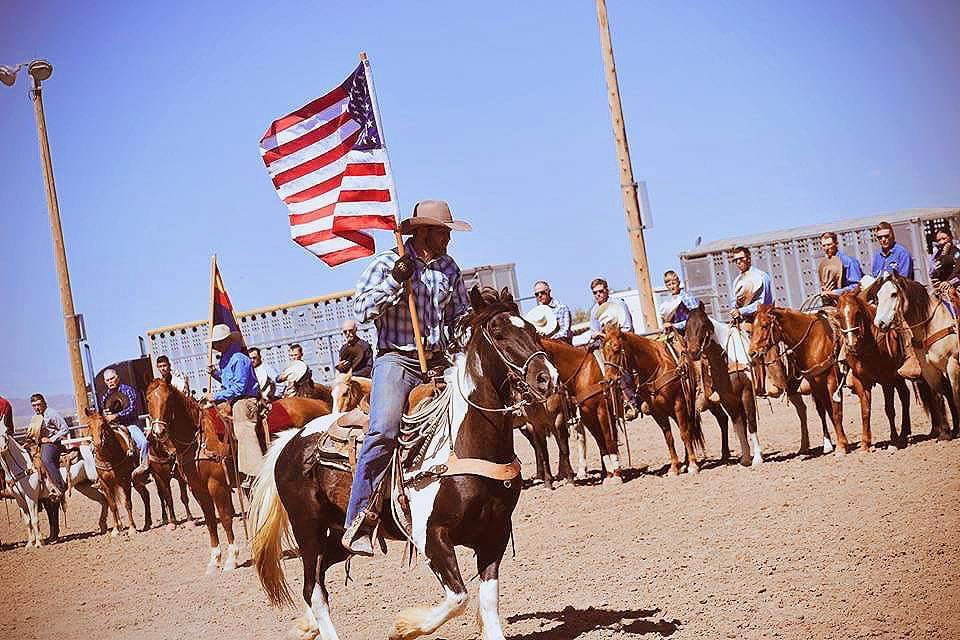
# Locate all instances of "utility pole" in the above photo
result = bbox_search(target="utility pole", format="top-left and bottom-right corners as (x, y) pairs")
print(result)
(595, 0), (659, 331)
(1, 60), (89, 419)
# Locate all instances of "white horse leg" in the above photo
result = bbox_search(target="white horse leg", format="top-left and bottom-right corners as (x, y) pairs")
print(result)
(222, 542), (239, 572)
(749, 432), (763, 466)
(478, 579), (506, 640)
(943, 353), (960, 441)
(206, 545), (222, 575)
(28, 495), (43, 548)
(299, 583), (340, 640)
(572, 421), (587, 480)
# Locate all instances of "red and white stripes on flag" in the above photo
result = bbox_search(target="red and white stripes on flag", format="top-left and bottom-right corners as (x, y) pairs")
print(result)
(259, 63), (397, 266)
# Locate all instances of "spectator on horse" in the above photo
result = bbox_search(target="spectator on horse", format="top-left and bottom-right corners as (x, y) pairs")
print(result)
(658, 270), (699, 333)
(30, 393), (69, 499)
(818, 231), (863, 297)
(101, 369), (151, 484)
(335, 319), (374, 378)
(532, 280), (573, 343)
(206, 324), (261, 480)
(277, 343), (317, 396)
(871, 221), (914, 279)
(342, 199), (471, 557)
(156, 354), (190, 395)
(729, 246), (773, 325)
(869, 222), (921, 378)
(588, 277), (639, 420)
(248, 346), (278, 402)
(929, 227), (960, 298)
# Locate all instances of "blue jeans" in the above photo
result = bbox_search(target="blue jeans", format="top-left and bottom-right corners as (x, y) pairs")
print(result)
(125, 424), (149, 465)
(41, 442), (67, 492)
(344, 351), (425, 527)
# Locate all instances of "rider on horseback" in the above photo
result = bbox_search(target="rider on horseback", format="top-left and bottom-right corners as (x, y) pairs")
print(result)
(870, 222), (921, 379)
(101, 370), (150, 484)
(30, 393), (70, 499)
(342, 200), (472, 556)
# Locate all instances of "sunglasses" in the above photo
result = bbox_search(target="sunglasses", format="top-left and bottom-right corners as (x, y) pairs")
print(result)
(534, 291), (549, 297)
(592, 289), (607, 295)
(876, 233), (892, 240)
(733, 257), (748, 263)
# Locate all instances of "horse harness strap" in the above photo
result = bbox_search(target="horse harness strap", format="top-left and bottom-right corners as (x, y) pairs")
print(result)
(425, 453), (521, 482)
(923, 325), (956, 349)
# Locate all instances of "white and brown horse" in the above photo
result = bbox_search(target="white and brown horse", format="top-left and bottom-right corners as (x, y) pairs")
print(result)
(250, 288), (557, 640)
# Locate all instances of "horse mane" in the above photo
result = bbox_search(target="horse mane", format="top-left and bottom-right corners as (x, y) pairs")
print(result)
(894, 273), (932, 325)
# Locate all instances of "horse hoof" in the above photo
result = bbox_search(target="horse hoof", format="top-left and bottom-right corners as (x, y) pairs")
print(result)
(289, 616), (320, 640)
(822, 442), (834, 455)
(391, 607), (436, 640)
(166, 523), (177, 531)
(688, 464), (700, 475)
(602, 475), (623, 486)
(668, 467), (681, 477)
(861, 445), (873, 454)
(752, 455), (764, 466)
(205, 563), (218, 576)
(834, 448), (847, 458)
(110, 529), (120, 538)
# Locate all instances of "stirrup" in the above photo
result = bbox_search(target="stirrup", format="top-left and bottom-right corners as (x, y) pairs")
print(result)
(341, 512), (374, 557)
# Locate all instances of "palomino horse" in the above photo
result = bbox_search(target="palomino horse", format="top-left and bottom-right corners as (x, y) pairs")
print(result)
(250, 288), (557, 640)
(684, 304), (761, 466)
(145, 379), (239, 573)
(85, 410), (154, 534)
(749, 304), (850, 455)
(330, 370), (371, 413)
(601, 324), (705, 475)
(829, 290), (920, 449)
(871, 271), (959, 440)
(145, 437), (195, 529)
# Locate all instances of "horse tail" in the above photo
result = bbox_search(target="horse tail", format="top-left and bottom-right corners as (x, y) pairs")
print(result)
(689, 406), (706, 455)
(250, 429), (298, 608)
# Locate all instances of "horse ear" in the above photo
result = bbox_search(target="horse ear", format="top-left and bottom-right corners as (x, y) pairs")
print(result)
(698, 301), (705, 311)
(469, 285), (486, 310)
(500, 287), (514, 305)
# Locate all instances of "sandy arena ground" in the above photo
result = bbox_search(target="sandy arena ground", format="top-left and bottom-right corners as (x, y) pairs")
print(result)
(2, 392), (959, 640)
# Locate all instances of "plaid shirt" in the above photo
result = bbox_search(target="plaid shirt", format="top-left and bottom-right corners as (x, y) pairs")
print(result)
(100, 383), (141, 426)
(354, 238), (469, 352)
(544, 298), (573, 341)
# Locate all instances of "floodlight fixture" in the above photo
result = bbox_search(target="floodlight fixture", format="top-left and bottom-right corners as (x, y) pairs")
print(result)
(0, 64), (21, 87)
(27, 59), (53, 83)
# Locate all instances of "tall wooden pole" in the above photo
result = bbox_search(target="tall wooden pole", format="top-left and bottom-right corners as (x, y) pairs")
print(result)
(30, 73), (89, 418)
(595, 0), (659, 332)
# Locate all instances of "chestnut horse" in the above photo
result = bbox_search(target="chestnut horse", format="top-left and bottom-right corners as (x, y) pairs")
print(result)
(145, 379), (239, 573)
(84, 410), (153, 535)
(830, 291), (920, 449)
(749, 304), (850, 455)
(871, 271), (960, 440)
(330, 371), (371, 413)
(683, 304), (761, 466)
(601, 324), (705, 475)
(146, 441), (195, 529)
(250, 289), (557, 640)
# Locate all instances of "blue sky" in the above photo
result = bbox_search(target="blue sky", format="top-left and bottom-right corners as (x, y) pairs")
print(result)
(2, 0), (958, 399)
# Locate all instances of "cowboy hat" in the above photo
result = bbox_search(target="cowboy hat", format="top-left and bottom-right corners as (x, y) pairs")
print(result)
(597, 301), (628, 329)
(102, 390), (131, 415)
(208, 323), (232, 343)
(524, 304), (559, 337)
(733, 270), (765, 308)
(282, 360), (309, 385)
(398, 200), (472, 235)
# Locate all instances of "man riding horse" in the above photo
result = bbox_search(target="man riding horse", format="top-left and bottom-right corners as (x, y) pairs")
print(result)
(342, 199), (472, 556)
(870, 221), (921, 379)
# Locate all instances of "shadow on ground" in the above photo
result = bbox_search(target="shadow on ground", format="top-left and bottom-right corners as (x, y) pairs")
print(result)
(507, 605), (681, 639)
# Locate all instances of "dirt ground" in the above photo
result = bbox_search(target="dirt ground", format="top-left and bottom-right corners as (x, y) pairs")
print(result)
(2, 392), (959, 640)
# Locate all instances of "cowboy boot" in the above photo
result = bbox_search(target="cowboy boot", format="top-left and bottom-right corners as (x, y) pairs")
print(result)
(132, 457), (151, 485)
(897, 327), (922, 379)
(341, 510), (375, 557)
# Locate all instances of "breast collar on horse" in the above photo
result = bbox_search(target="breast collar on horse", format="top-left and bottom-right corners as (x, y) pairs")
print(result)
(764, 311), (840, 378)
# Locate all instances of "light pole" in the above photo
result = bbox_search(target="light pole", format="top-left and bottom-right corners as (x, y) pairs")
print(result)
(1, 60), (89, 420)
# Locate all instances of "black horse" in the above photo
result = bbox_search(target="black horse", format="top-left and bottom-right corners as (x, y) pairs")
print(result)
(250, 287), (557, 640)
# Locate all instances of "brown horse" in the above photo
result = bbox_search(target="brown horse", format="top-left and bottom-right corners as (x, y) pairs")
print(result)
(829, 291), (918, 450)
(263, 396), (333, 436)
(601, 324), (705, 475)
(146, 442), (195, 530)
(516, 385), (574, 489)
(749, 304), (850, 455)
(330, 371), (371, 412)
(145, 379), (238, 573)
(84, 410), (153, 535)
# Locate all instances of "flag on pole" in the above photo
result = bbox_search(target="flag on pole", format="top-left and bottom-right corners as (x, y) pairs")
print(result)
(211, 258), (246, 350)
(259, 62), (398, 267)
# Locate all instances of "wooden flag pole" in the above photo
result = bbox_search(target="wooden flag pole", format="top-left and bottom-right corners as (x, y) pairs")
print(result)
(595, 0), (660, 332)
(206, 255), (217, 392)
(360, 51), (429, 374)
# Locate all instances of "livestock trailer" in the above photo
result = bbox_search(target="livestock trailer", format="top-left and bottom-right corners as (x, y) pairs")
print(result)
(678, 207), (960, 317)
(144, 262), (519, 394)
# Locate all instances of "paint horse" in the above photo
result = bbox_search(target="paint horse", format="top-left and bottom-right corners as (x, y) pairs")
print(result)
(870, 271), (960, 440)
(683, 303), (762, 466)
(601, 323), (705, 475)
(749, 304), (850, 455)
(250, 287), (557, 640)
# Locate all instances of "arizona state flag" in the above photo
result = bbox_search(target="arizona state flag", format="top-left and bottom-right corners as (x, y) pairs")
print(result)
(210, 256), (246, 350)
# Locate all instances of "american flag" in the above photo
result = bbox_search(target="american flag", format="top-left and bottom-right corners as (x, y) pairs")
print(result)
(259, 62), (398, 266)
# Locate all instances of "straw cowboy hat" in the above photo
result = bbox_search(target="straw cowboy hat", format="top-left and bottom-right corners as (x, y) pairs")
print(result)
(102, 390), (131, 415)
(207, 323), (232, 343)
(733, 270), (765, 308)
(597, 301), (628, 329)
(398, 200), (472, 235)
(524, 304), (559, 337)
(282, 360), (309, 385)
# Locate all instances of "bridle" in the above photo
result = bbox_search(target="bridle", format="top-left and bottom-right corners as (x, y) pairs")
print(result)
(147, 386), (197, 453)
